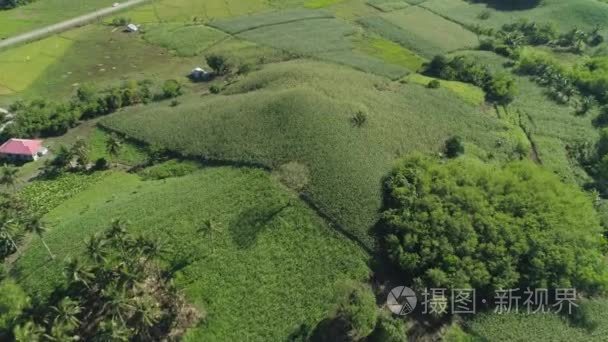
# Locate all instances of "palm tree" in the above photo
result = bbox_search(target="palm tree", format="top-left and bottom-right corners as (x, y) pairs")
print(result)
(71, 139), (90, 170)
(197, 219), (220, 253)
(13, 321), (45, 342)
(0, 164), (18, 190)
(106, 134), (123, 161)
(25, 215), (54, 259)
(85, 233), (108, 264)
(130, 295), (161, 338)
(0, 213), (20, 254)
(64, 257), (94, 287)
(97, 319), (131, 341)
(51, 297), (82, 329)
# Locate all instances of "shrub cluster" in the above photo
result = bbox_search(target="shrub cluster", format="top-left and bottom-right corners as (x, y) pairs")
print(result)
(0, 79), (183, 142)
(425, 55), (517, 105)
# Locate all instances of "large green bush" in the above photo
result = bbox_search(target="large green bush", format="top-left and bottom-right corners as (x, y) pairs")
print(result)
(378, 154), (608, 296)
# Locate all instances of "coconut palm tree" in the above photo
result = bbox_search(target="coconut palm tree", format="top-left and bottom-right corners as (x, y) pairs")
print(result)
(85, 233), (108, 264)
(51, 297), (82, 329)
(0, 164), (18, 190)
(24, 215), (54, 259)
(64, 257), (94, 287)
(13, 321), (45, 342)
(106, 134), (123, 161)
(0, 213), (20, 254)
(96, 319), (131, 341)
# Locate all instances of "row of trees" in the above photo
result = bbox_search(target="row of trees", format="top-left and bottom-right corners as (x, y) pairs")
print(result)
(0, 220), (201, 341)
(480, 20), (603, 57)
(1, 79), (183, 142)
(0, 0), (35, 9)
(424, 55), (517, 106)
(0, 191), (53, 262)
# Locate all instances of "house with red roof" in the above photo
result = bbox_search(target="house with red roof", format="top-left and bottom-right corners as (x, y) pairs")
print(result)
(0, 138), (48, 161)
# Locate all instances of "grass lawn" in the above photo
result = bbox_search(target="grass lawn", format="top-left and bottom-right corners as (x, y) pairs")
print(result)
(13, 167), (370, 341)
(305, 0), (347, 8)
(366, 0), (410, 12)
(101, 60), (518, 248)
(0, 0), (109, 38)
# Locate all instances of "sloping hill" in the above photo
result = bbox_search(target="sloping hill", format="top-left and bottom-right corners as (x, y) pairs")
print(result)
(101, 60), (518, 247)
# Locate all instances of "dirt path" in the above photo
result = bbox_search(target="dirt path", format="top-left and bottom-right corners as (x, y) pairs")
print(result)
(0, 0), (150, 51)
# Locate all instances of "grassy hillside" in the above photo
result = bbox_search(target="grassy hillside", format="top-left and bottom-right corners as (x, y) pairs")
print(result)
(13, 167), (370, 341)
(101, 60), (518, 247)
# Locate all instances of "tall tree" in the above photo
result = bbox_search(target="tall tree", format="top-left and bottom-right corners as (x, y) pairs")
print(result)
(106, 134), (123, 161)
(24, 216), (54, 259)
(0, 164), (18, 190)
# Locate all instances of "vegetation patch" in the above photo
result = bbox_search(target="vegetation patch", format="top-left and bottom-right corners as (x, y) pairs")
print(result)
(366, 0), (410, 12)
(0, 35), (74, 93)
(305, 0), (345, 8)
(355, 36), (426, 72)
(209, 9), (334, 34)
(142, 23), (228, 57)
(363, 6), (478, 58)
(406, 73), (485, 105)
(138, 160), (201, 180)
(12, 168), (370, 341)
(101, 60), (517, 247)
(216, 12), (409, 78)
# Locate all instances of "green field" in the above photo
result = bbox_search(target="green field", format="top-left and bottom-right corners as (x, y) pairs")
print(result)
(141, 23), (228, 57)
(0, 34), (75, 94)
(0, 0), (106, 38)
(101, 60), (518, 247)
(359, 6), (478, 58)
(463, 299), (608, 341)
(13, 167), (370, 341)
(422, 0), (608, 33)
(211, 10), (409, 78)
(405, 73), (486, 105)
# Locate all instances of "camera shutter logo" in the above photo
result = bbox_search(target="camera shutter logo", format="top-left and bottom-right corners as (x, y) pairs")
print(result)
(387, 286), (417, 315)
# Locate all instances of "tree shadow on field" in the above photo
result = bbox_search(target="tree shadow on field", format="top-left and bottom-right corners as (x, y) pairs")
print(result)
(473, 0), (541, 11)
(229, 200), (291, 249)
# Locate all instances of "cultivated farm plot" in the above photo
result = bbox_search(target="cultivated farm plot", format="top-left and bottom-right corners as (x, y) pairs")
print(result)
(212, 10), (410, 78)
(14, 168), (370, 341)
(119, 0), (274, 24)
(101, 60), (518, 247)
(366, 0), (410, 12)
(372, 6), (478, 58)
(422, 0), (608, 33)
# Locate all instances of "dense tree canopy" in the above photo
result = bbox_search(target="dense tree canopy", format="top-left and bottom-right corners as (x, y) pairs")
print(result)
(378, 154), (608, 297)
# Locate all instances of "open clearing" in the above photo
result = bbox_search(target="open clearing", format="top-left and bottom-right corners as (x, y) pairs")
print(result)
(13, 167), (370, 341)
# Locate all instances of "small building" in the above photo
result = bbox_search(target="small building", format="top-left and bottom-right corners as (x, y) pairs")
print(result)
(190, 67), (211, 81)
(126, 24), (139, 33)
(0, 138), (48, 161)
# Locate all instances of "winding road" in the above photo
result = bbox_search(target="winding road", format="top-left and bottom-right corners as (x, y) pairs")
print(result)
(0, 0), (150, 51)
